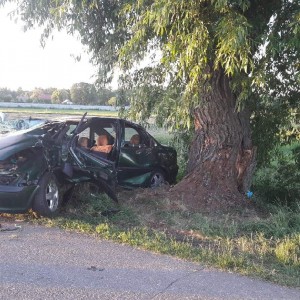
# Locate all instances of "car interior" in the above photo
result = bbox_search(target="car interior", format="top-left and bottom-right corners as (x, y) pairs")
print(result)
(76, 120), (116, 160)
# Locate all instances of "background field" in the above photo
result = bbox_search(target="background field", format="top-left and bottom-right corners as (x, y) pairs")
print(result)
(0, 107), (118, 118)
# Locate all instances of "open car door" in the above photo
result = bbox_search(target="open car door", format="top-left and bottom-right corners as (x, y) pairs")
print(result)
(67, 115), (118, 202)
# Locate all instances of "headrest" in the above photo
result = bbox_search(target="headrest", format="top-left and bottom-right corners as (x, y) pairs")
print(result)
(97, 135), (108, 146)
(78, 137), (89, 147)
(130, 134), (140, 145)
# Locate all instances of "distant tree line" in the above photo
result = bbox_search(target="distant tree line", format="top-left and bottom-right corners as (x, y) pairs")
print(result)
(0, 83), (130, 106)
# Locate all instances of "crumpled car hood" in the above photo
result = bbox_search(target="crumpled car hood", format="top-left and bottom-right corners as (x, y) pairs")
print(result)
(0, 131), (42, 160)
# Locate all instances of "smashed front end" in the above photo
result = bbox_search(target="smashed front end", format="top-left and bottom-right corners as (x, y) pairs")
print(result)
(0, 131), (48, 213)
(0, 151), (47, 213)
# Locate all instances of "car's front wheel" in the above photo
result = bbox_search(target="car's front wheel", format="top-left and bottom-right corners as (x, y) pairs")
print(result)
(32, 172), (60, 216)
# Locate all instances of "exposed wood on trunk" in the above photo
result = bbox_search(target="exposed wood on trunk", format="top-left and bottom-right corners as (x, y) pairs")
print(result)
(172, 69), (256, 211)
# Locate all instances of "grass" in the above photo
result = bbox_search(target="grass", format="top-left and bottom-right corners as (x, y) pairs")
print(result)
(2, 187), (299, 288)
(0, 107), (118, 117)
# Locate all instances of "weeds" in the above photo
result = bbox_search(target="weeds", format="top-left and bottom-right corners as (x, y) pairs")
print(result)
(253, 142), (300, 206)
(7, 185), (297, 288)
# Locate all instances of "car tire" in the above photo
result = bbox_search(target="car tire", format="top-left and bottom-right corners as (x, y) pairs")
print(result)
(149, 170), (166, 188)
(32, 172), (60, 216)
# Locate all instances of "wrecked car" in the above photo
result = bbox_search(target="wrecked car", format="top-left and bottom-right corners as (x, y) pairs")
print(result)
(0, 114), (178, 216)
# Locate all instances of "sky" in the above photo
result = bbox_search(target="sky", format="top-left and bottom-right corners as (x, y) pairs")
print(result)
(0, 3), (98, 91)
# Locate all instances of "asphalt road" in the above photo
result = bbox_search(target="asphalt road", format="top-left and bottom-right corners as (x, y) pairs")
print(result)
(0, 221), (299, 300)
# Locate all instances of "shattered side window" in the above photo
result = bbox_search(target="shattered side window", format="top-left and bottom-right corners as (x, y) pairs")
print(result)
(66, 124), (78, 137)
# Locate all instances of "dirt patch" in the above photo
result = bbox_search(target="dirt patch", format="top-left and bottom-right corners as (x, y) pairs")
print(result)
(119, 181), (255, 216)
(118, 184), (259, 223)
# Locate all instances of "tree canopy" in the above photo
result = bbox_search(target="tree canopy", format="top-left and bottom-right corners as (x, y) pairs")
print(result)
(51, 88), (70, 104)
(70, 82), (98, 105)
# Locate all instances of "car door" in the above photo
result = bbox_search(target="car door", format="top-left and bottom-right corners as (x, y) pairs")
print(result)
(67, 117), (118, 201)
(117, 122), (158, 188)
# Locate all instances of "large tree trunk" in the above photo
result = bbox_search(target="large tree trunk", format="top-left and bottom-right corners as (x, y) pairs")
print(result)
(172, 70), (256, 211)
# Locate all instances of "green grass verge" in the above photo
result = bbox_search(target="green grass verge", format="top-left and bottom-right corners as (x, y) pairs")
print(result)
(4, 187), (299, 288)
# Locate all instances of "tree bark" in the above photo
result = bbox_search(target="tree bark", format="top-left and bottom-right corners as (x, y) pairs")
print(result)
(172, 69), (256, 211)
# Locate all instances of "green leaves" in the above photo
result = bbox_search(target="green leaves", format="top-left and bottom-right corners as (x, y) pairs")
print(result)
(117, 0), (258, 132)
(212, 0), (250, 13)
(215, 11), (252, 75)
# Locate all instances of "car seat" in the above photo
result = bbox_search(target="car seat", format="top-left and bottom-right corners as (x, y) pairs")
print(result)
(130, 134), (140, 146)
(90, 135), (113, 153)
(78, 136), (89, 148)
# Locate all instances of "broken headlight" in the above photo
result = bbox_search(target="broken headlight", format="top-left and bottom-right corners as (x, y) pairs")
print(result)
(0, 159), (19, 185)
(0, 151), (31, 186)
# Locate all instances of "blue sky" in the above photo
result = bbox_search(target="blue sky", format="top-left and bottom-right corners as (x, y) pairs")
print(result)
(0, 3), (97, 91)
